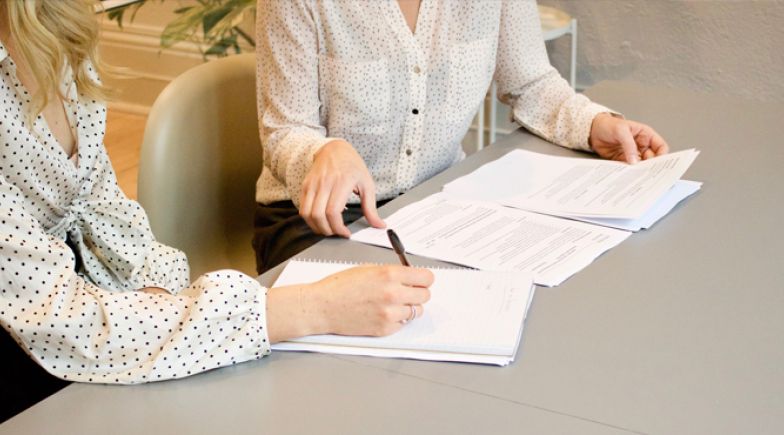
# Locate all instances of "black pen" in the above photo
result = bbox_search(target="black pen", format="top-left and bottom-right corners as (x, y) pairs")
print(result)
(386, 229), (411, 267)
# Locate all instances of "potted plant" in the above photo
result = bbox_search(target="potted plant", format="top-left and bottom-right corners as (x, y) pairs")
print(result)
(108, 0), (256, 58)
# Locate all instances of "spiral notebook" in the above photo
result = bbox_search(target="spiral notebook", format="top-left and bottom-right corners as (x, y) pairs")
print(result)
(271, 259), (536, 366)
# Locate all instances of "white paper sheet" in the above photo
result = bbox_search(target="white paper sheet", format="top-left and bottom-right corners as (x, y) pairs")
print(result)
(557, 180), (702, 231)
(443, 148), (699, 219)
(351, 193), (630, 287)
(271, 260), (535, 366)
(272, 341), (515, 366)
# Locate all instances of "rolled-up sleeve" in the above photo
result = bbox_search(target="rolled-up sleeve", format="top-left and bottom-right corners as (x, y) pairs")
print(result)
(494, 0), (616, 152)
(0, 178), (271, 384)
(256, 0), (337, 207)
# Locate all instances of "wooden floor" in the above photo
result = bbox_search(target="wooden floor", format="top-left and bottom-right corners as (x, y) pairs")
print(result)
(104, 110), (147, 199)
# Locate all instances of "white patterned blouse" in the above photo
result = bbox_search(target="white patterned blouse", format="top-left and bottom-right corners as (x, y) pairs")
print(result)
(255, 0), (613, 207)
(0, 42), (270, 384)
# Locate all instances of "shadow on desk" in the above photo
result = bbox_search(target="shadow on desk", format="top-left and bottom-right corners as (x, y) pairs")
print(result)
(0, 330), (69, 423)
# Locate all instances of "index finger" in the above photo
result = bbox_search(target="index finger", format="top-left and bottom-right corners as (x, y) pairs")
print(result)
(649, 131), (670, 156)
(386, 265), (434, 288)
(326, 182), (353, 238)
(616, 123), (640, 164)
(358, 176), (386, 229)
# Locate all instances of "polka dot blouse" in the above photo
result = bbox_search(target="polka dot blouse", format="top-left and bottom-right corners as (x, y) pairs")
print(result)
(255, 0), (613, 207)
(0, 42), (270, 384)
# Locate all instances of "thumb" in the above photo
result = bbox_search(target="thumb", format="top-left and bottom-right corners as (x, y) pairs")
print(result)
(617, 122), (640, 164)
(358, 177), (386, 229)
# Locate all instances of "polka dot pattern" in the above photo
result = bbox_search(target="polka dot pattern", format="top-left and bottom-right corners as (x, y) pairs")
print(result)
(255, 0), (613, 207)
(0, 42), (271, 384)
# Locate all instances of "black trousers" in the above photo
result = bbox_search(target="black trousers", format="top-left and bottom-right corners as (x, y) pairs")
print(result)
(0, 329), (69, 423)
(252, 199), (391, 275)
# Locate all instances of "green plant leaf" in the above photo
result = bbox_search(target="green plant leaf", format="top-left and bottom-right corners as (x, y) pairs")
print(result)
(140, 0), (257, 57)
(204, 34), (238, 57)
(105, 0), (150, 29)
(202, 6), (233, 35)
(161, 6), (208, 47)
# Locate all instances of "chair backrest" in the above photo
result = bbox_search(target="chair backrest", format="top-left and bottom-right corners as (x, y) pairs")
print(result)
(138, 53), (261, 278)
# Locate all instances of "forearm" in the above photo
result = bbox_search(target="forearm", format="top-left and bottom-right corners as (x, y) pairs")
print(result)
(2, 270), (269, 384)
(501, 69), (613, 151)
(257, 0), (337, 204)
(266, 283), (329, 343)
(495, 0), (614, 151)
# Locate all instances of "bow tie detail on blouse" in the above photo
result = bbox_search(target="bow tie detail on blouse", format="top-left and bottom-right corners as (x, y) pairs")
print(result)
(48, 197), (154, 288)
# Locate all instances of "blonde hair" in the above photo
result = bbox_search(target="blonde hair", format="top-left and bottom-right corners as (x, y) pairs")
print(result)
(6, 0), (109, 117)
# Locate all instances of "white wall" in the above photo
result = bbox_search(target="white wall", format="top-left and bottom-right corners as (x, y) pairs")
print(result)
(541, 0), (784, 103)
(99, 1), (784, 137)
(461, 0), (784, 151)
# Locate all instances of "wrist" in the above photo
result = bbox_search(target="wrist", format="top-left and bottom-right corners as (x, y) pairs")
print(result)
(299, 282), (332, 336)
(589, 113), (613, 149)
(267, 283), (330, 342)
(314, 139), (351, 162)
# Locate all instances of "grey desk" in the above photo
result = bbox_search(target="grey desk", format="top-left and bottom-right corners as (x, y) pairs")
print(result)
(3, 82), (783, 434)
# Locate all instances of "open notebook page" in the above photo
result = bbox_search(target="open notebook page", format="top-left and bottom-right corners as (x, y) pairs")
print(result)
(271, 260), (535, 365)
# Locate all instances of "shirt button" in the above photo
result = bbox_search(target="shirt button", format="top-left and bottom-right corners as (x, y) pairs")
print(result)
(406, 149), (413, 156)
(412, 108), (419, 115)
(413, 65), (422, 74)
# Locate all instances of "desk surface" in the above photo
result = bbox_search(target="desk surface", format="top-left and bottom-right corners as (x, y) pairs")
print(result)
(3, 81), (783, 435)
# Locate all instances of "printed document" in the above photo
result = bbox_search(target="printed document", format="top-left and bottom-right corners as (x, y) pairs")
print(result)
(443, 148), (699, 219)
(566, 180), (702, 231)
(351, 193), (630, 287)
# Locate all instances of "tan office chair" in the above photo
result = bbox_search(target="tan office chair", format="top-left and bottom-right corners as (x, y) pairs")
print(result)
(138, 53), (261, 279)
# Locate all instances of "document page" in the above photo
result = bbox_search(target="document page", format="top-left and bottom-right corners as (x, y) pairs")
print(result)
(351, 193), (630, 287)
(443, 148), (699, 219)
(570, 180), (702, 231)
(271, 341), (516, 365)
(271, 260), (535, 365)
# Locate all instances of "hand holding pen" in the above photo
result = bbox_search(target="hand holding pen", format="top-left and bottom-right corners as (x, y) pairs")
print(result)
(387, 229), (421, 323)
(387, 228), (411, 267)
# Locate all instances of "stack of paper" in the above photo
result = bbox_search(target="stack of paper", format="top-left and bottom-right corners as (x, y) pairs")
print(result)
(443, 149), (701, 231)
(351, 193), (630, 287)
(351, 150), (700, 285)
(271, 260), (536, 366)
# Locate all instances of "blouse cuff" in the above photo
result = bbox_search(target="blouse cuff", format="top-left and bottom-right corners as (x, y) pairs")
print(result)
(191, 270), (272, 364)
(234, 272), (272, 360)
(252, 281), (273, 358)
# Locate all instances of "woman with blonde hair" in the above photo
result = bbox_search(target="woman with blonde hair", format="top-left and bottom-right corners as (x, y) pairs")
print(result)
(0, 0), (432, 421)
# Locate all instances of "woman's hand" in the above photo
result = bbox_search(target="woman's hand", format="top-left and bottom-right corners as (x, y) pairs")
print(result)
(300, 140), (386, 237)
(266, 265), (434, 343)
(589, 113), (670, 164)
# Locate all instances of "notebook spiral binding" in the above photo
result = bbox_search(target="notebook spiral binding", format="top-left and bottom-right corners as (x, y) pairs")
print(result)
(289, 257), (472, 271)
